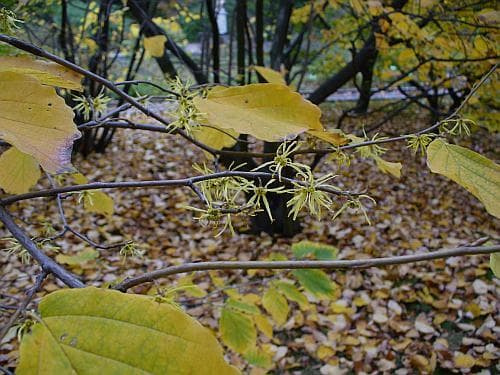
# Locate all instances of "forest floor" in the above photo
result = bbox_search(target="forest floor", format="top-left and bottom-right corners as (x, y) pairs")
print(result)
(1, 105), (499, 374)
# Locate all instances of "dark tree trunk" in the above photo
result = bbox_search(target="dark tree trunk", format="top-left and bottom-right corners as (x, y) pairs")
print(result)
(206, 0), (220, 83)
(354, 50), (377, 113)
(235, 0), (247, 85)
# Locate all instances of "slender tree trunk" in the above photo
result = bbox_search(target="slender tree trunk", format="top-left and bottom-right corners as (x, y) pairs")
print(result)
(236, 0), (247, 85)
(206, 0), (220, 83)
(354, 51), (377, 113)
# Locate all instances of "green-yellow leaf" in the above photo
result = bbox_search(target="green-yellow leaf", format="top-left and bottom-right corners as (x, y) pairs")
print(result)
(193, 83), (322, 142)
(0, 72), (80, 173)
(83, 191), (114, 217)
(274, 281), (310, 310)
(219, 307), (256, 353)
(243, 347), (273, 369)
(226, 298), (260, 315)
(0, 147), (40, 193)
(262, 287), (289, 326)
(490, 253), (500, 278)
(252, 66), (286, 85)
(426, 139), (500, 218)
(144, 35), (167, 57)
(374, 156), (402, 178)
(292, 240), (338, 260)
(292, 269), (335, 299)
(17, 287), (238, 375)
(0, 56), (83, 91)
(55, 248), (99, 266)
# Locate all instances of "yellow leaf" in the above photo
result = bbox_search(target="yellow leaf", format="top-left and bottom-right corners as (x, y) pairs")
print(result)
(262, 287), (289, 326)
(0, 56), (83, 91)
(17, 287), (238, 375)
(253, 315), (273, 339)
(0, 147), (40, 194)
(374, 156), (402, 178)
(252, 66), (287, 85)
(0, 72), (80, 173)
(307, 129), (349, 146)
(84, 190), (114, 217)
(144, 35), (167, 57)
(490, 253), (500, 278)
(350, 0), (364, 15)
(191, 125), (238, 156)
(454, 353), (476, 368)
(426, 139), (500, 218)
(193, 84), (322, 142)
(473, 36), (489, 54)
(397, 49), (414, 66)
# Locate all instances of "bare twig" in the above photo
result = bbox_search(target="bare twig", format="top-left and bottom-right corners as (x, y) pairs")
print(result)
(114, 244), (500, 291)
(0, 170), (359, 206)
(0, 206), (84, 288)
(0, 271), (48, 343)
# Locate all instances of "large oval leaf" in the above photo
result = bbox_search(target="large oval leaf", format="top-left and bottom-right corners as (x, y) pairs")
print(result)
(0, 72), (80, 173)
(193, 83), (322, 142)
(0, 56), (83, 90)
(17, 287), (238, 375)
(426, 139), (500, 218)
(219, 307), (256, 354)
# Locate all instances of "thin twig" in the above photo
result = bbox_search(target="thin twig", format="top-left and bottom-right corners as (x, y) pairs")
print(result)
(114, 244), (500, 291)
(0, 170), (359, 206)
(0, 270), (48, 343)
(0, 206), (84, 288)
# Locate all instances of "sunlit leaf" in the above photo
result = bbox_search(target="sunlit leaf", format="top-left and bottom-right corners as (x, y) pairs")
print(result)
(426, 139), (500, 218)
(17, 287), (238, 375)
(0, 72), (80, 173)
(193, 83), (322, 142)
(191, 125), (238, 155)
(144, 35), (167, 57)
(0, 56), (83, 91)
(262, 287), (289, 326)
(226, 298), (260, 315)
(0, 147), (40, 194)
(219, 307), (256, 353)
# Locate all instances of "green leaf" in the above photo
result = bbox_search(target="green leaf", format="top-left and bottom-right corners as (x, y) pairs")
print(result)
(0, 147), (41, 194)
(219, 307), (256, 354)
(426, 139), (500, 218)
(262, 287), (289, 326)
(55, 249), (99, 266)
(243, 347), (273, 369)
(274, 281), (310, 310)
(292, 269), (335, 299)
(490, 253), (500, 278)
(193, 84), (323, 142)
(17, 287), (238, 375)
(292, 240), (338, 260)
(226, 298), (260, 315)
